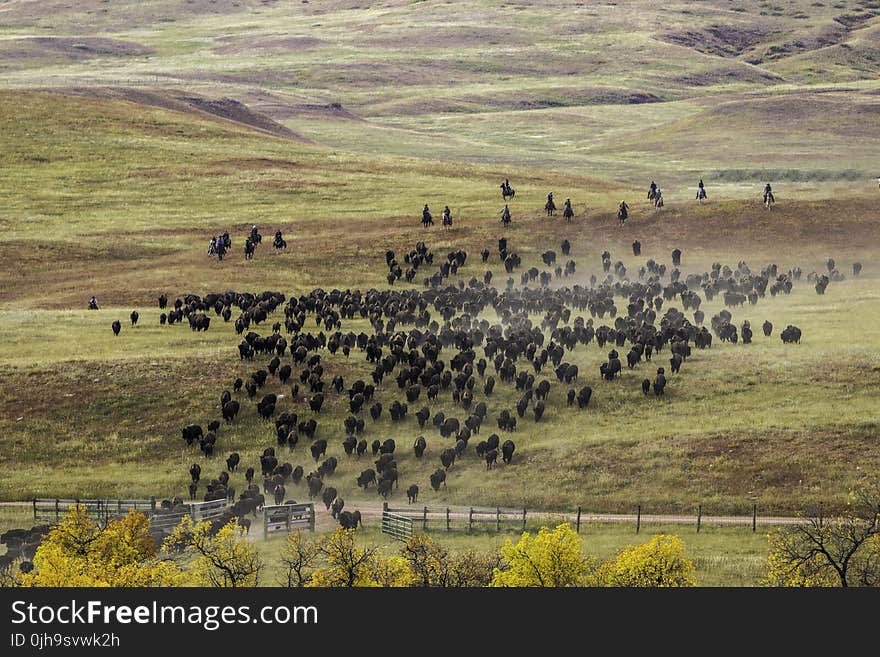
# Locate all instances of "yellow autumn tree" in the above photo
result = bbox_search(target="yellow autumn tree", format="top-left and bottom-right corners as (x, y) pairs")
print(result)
(491, 523), (591, 587)
(279, 530), (319, 587)
(19, 505), (187, 587)
(596, 534), (697, 587)
(306, 527), (378, 587)
(164, 515), (262, 587)
(761, 486), (880, 587)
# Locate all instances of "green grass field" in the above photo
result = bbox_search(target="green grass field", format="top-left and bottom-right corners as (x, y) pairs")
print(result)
(0, 0), (879, 585)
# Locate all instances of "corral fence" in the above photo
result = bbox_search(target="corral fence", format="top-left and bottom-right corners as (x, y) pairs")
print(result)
(380, 502), (806, 535)
(32, 497), (230, 532)
(382, 502), (527, 534)
(380, 512), (413, 541)
(33, 498), (158, 524)
(262, 503), (315, 539)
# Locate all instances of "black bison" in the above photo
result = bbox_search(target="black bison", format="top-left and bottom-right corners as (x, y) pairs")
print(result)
(111, 320), (121, 336)
(338, 510), (362, 530)
(321, 487), (338, 510)
(407, 484), (419, 503)
(440, 447), (456, 470)
(357, 468), (376, 490)
(653, 368), (667, 396)
(781, 325), (802, 344)
(413, 435), (427, 458)
(501, 440), (516, 464)
(310, 439), (328, 461)
(429, 469), (447, 491)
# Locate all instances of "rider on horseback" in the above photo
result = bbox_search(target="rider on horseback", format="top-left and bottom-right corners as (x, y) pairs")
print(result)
(563, 198), (574, 222)
(545, 191), (556, 216)
(422, 204), (434, 227)
(654, 187), (663, 208)
(442, 205), (452, 228)
(501, 204), (511, 226)
(88, 295), (99, 310)
(697, 179), (706, 200)
(648, 181), (657, 201)
(763, 183), (774, 204)
(618, 200), (629, 224)
(208, 236), (217, 255)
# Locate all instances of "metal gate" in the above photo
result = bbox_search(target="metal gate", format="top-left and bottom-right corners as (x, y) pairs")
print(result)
(381, 511), (413, 541)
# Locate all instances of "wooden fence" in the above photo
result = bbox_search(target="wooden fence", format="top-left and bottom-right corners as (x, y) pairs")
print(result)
(382, 503), (527, 533)
(33, 498), (157, 524)
(262, 503), (315, 539)
(380, 502), (797, 535)
(32, 497), (230, 532)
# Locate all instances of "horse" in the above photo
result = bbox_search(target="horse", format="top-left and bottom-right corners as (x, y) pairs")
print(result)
(500, 212), (511, 230)
(273, 232), (287, 251)
(696, 188), (707, 204)
(442, 212), (453, 230)
(216, 242), (227, 261)
(545, 197), (556, 217)
(763, 192), (774, 210)
(421, 213), (434, 228)
(617, 206), (628, 225)
(647, 187), (656, 202)
(654, 195), (664, 209)
(563, 203), (574, 224)
(244, 238), (255, 260)
(501, 184), (515, 201)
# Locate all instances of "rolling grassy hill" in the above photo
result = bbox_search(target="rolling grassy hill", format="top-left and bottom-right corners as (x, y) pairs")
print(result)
(0, 90), (877, 517)
(1, 0), (879, 188)
(0, 0), (879, 532)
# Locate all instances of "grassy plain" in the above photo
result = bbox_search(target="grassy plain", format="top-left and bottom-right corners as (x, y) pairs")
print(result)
(0, 1), (879, 585)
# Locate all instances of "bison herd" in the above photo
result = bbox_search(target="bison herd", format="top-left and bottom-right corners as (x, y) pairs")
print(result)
(100, 233), (856, 532)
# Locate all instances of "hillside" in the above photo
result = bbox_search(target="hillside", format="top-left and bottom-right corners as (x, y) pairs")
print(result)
(0, 0), (878, 188)
(0, 91), (877, 517)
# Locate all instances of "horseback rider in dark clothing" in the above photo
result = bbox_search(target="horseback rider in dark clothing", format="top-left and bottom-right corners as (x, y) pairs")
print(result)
(88, 295), (99, 310)
(422, 204), (434, 227)
(618, 200), (629, 224)
(500, 204), (511, 226)
(763, 183), (774, 204)
(648, 181), (657, 201)
(563, 198), (574, 222)
(696, 179), (707, 200)
(442, 205), (452, 228)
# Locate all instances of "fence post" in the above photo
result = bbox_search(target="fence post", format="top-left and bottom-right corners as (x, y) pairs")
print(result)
(636, 504), (641, 534)
(468, 507), (473, 533)
(55, 499), (60, 522)
(446, 507), (450, 532)
(309, 505), (315, 531)
(263, 510), (268, 541)
(818, 502), (823, 528)
(32, 498), (36, 521)
(522, 508), (527, 532)
(496, 508), (501, 532)
(423, 506), (428, 531)
(752, 503), (757, 532)
(383, 501), (388, 514)
(150, 496), (156, 515)
(576, 506), (581, 533)
(696, 504), (702, 533)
